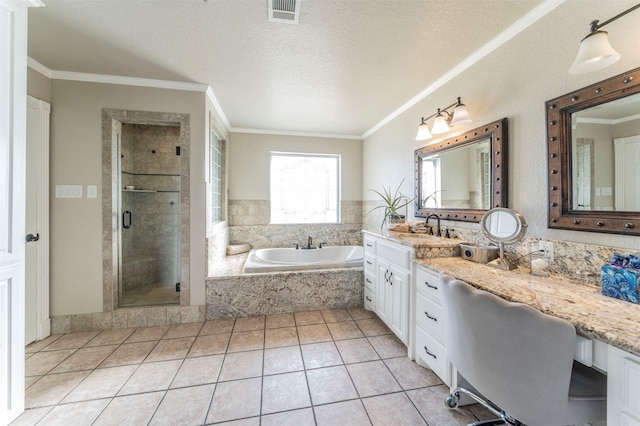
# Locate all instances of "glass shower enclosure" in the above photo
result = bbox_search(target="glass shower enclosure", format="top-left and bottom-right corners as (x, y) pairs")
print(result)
(118, 123), (181, 307)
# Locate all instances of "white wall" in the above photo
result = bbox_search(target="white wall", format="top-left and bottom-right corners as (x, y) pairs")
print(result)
(228, 132), (362, 202)
(49, 80), (208, 315)
(363, 0), (640, 250)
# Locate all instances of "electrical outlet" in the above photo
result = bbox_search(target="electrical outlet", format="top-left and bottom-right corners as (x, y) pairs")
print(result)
(539, 241), (554, 262)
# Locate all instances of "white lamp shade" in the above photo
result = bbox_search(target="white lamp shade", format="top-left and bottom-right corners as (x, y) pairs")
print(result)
(569, 30), (620, 74)
(415, 122), (432, 140)
(450, 104), (472, 126)
(431, 114), (450, 134)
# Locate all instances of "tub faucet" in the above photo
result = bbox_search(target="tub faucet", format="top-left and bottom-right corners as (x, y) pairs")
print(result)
(425, 214), (441, 237)
(302, 235), (316, 250)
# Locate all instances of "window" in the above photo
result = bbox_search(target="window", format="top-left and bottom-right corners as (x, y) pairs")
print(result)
(421, 157), (441, 208)
(270, 152), (340, 224)
(210, 130), (223, 223)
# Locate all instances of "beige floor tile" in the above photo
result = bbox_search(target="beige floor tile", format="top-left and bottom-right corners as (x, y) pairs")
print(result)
(145, 336), (194, 362)
(348, 307), (377, 320)
(227, 330), (264, 352)
(149, 384), (215, 425)
(214, 417), (260, 426)
(25, 376), (41, 389)
(42, 331), (99, 351)
(37, 398), (110, 426)
(126, 325), (169, 342)
(306, 365), (359, 405)
(118, 359), (182, 395)
(384, 357), (441, 390)
(265, 326), (298, 348)
(263, 346), (304, 376)
(163, 322), (204, 339)
(301, 342), (343, 369)
(206, 377), (262, 423)
(265, 313), (295, 329)
(219, 350), (263, 382)
(188, 333), (230, 357)
(99, 341), (156, 367)
(362, 392), (427, 425)
(261, 407), (315, 426)
(261, 371), (310, 414)
(356, 318), (392, 337)
(321, 309), (352, 323)
(314, 399), (372, 426)
(93, 391), (164, 426)
(407, 386), (479, 426)
(25, 370), (90, 408)
(200, 318), (235, 335)
(50, 345), (117, 373)
(25, 349), (76, 376)
(8, 407), (52, 426)
(233, 315), (266, 332)
(25, 334), (62, 353)
(347, 360), (401, 397)
(336, 338), (380, 364)
(294, 310), (324, 326)
(367, 334), (408, 358)
(297, 324), (332, 344)
(466, 401), (498, 421)
(171, 354), (224, 388)
(61, 365), (137, 403)
(85, 329), (135, 347)
(327, 320), (365, 340)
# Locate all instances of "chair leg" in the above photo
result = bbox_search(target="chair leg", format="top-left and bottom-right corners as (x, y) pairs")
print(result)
(445, 387), (523, 426)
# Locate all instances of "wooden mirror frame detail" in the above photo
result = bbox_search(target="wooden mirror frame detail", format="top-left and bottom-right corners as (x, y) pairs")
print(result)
(414, 117), (508, 223)
(546, 67), (640, 235)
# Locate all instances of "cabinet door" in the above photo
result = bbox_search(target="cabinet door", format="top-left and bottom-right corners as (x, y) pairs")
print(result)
(376, 258), (391, 324)
(388, 265), (409, 344)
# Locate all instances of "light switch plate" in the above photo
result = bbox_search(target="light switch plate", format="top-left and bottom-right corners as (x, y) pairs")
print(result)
(55, 185), (83, 198)
(87, 185), (97, 198)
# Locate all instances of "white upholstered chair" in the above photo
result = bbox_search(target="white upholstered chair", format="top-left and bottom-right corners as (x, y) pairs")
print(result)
(439, 274), (607, 426)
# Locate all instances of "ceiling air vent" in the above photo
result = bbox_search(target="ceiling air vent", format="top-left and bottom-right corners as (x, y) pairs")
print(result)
(268, 0), (301, 24)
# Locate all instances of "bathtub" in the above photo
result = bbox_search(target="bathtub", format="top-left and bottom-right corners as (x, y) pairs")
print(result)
(242, 245), (364, 273)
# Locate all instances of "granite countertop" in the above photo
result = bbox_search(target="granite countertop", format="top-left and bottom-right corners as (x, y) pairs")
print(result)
(415, 256), (640, 358)
(362, 229), (463, 249)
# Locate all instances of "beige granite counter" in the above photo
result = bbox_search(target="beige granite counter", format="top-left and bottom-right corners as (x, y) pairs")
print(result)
(363, 229), (464, 258)
(415, 257), (640, 358)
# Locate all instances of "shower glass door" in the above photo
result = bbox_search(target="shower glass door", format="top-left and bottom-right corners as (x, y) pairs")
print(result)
(118, 123), (181, 307)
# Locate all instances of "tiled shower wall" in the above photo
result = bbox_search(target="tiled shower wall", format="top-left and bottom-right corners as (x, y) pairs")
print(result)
(121, 124), (181, 289)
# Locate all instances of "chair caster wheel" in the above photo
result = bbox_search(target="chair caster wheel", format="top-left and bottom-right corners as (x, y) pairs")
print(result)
(445, 394), (459, 409)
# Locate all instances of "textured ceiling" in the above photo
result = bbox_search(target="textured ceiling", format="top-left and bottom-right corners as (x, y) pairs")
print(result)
(28, 0), (544, 137)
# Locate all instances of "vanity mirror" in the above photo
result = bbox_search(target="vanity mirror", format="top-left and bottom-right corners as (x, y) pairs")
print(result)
(414, 118), (508, 222)
(547, 66), (640, 235)
(481, 207), (527, 271)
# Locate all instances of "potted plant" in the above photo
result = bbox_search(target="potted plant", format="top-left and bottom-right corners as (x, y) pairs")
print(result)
(367, 179), (414, 230)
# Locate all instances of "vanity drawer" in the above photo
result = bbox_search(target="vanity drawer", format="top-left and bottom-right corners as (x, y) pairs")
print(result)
(415, 266), (442, 301)
(415, 325), (450, 384)
(415, 292), (445, 343)
(364, 253), (376, 274)
(377, 241), (410, 270)
(363, 236), (377, 254)
(364, 287), (375, 311)
(364, 271), (376, 291)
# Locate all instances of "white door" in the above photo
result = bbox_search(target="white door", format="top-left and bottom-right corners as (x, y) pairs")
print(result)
(615, 135), (640, 211)
(388, 266), (409, 344)
(25, 96), (50, 345)
(1, 0), (40, 423)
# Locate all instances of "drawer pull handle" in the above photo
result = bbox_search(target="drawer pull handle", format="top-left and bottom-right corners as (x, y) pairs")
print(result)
(366, 278), (372, 284)
(424, 311), (437, 322)
(425, 282), (438, 290)
(388, 272), (393, 285)
(423, 346), (437, 359)
(366, 243), (373, 248)
(366, 296), (372, 302)
(366, 260), (373, 265)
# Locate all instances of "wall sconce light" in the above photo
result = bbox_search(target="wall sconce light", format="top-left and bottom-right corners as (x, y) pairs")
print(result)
(568, 3), (640, 74)
(415, 97), (472, 141)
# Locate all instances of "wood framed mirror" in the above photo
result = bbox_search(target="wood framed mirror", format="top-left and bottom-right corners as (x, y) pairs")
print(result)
(414, 118), (508, 222)
(546, 67), (640, 235)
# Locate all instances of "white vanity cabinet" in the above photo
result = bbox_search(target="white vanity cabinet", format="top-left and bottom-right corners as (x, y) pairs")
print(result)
(608, 345), (640, 425)
(413, 265), (452, 386)
(362, 233), (412, 345)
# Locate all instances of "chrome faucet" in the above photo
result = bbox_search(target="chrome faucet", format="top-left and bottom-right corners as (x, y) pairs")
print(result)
(425, 214), (441, 237)
(301, 235), (316, 250)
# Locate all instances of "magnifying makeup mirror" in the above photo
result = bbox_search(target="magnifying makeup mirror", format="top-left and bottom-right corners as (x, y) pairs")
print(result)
(481, 208), (527, 270)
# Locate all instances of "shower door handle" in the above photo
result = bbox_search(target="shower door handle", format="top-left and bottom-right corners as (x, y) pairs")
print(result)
(123, 210), (132, 229)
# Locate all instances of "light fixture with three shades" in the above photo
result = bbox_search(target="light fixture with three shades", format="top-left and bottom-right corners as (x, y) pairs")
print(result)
(415, 97), (472, 141)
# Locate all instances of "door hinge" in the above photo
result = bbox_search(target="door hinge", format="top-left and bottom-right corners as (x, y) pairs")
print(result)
(175, 283), (181, 292)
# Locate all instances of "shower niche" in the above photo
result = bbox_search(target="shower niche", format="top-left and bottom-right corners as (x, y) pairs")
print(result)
(103, 110), (190, 310)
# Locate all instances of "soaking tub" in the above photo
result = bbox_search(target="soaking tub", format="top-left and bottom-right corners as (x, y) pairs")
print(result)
(242, 245), (364, 273)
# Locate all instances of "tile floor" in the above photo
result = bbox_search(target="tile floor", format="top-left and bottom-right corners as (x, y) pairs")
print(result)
(14, 308), (492, 425)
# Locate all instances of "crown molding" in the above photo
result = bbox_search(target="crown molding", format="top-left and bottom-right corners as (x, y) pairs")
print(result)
(206, 86), (231, 131)
(51, 70), (208, 92)
(27, 57), (52, 78)
(361, 0), (566, 140)
(231, 127), (362, 141)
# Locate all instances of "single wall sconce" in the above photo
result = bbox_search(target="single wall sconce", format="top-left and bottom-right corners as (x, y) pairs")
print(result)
(568, 3), (640, 74)
(415, 97), (472, 141)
